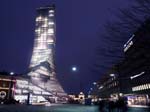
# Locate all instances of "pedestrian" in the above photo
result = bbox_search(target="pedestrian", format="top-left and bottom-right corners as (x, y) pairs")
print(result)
(147, 101), (150, 111)
(108, 100), (114, 112)
(98, 100), (105, 112)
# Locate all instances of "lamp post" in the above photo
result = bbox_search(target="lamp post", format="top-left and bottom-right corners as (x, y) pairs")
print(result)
(71, 66), (82, 92)
(8, 72), (14, 100)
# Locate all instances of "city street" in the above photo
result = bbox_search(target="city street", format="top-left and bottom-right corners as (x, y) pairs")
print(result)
(0, 104), (149, 112)
(1, 1), (150, 112)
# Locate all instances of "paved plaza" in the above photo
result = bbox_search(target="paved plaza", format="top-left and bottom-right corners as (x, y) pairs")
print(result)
(0, 104), (149, 112)
(0, 104), (97, 112)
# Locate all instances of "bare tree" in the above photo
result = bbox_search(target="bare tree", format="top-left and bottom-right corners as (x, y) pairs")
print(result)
(94, 0), (150, 72)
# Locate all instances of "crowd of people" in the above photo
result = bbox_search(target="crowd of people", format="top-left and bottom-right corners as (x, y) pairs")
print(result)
(98, 97), (128, 112)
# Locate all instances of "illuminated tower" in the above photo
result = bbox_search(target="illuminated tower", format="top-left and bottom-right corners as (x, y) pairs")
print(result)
(28, 5), (66, 96)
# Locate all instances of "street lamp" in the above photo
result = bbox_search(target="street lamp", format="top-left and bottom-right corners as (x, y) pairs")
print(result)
(93, 82), (97, 85)
(110, 74), (115, 77)
(10, 72), (14, 75)
(72, 66), (77, 72)
(8, 72), (14, 100)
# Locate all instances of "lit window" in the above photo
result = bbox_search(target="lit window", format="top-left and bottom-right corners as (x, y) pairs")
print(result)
(15, 89), (22, 94)
(132, 88), (134, 91)
(143, 85), (146, 90)
(41, 33), (47, 37)
(23, 90), (28, 93)
(138, 86), (141, 90)
(33, 91), (41, 94)
(49, 22), (54, 25)
(17, 80), (28, 85)
(133, 87), (135, 91)
(44, 18), (48, 21)
(148, 84), (150, 89)
(40, 66), (47, 71)
(42, 23), (48, 27)
(36, 69), (49, 76)
(42, 91), (51, 95)
(48, 29), (54, 34)
(49, 14), (54, 17)
(35, 29), (41, 33)
(48, 39), (54, 43)
(49, 10), (54, 13)
(32, 72), (40, 77)
(147, 84), (149, 89)
(36, 16), (42, 21)
(146, 84), (149, 89)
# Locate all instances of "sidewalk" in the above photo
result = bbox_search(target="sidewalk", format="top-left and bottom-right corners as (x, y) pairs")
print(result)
(128, 104), (149, 108)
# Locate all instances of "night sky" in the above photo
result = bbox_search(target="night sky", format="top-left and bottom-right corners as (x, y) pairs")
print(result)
(0, 0), (130, 94)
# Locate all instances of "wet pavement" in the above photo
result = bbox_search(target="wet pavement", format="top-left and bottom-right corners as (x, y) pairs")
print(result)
(0, 104), (149, 112)
(0, 104), (98, 112)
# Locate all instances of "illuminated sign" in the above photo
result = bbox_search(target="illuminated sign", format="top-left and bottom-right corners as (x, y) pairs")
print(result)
(130, 72), (145, 80)
(124, 35), (134, 52)
(132, 83), (150, 92)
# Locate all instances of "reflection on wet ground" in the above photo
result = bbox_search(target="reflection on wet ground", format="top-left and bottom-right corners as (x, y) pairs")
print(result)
(0, 104), (149, 112)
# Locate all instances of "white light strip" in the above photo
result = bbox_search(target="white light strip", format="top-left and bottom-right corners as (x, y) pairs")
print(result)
(130, 72), (145, 80)
(132, 84), (150, 91)
(124, 34), (135, 48)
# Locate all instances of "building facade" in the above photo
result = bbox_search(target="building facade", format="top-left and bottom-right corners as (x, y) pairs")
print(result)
(28, 5), (66, 98)
(0, 73), (54, 104)
(0, 5), (67, 104)
(119, 20), (150, 105)
(92, 66), (120, 101)
(0, 74), (15, 102)
(92, 20), (150, 106)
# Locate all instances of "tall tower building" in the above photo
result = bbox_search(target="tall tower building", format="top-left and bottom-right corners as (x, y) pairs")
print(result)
(28, 5), (66, 97)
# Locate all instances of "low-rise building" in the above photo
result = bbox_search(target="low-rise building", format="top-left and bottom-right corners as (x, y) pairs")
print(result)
(0, 72), (56, 104)
(91, 66), (120, 101)
(68, 92), (85, 104)
(0, 74), (16, 101)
